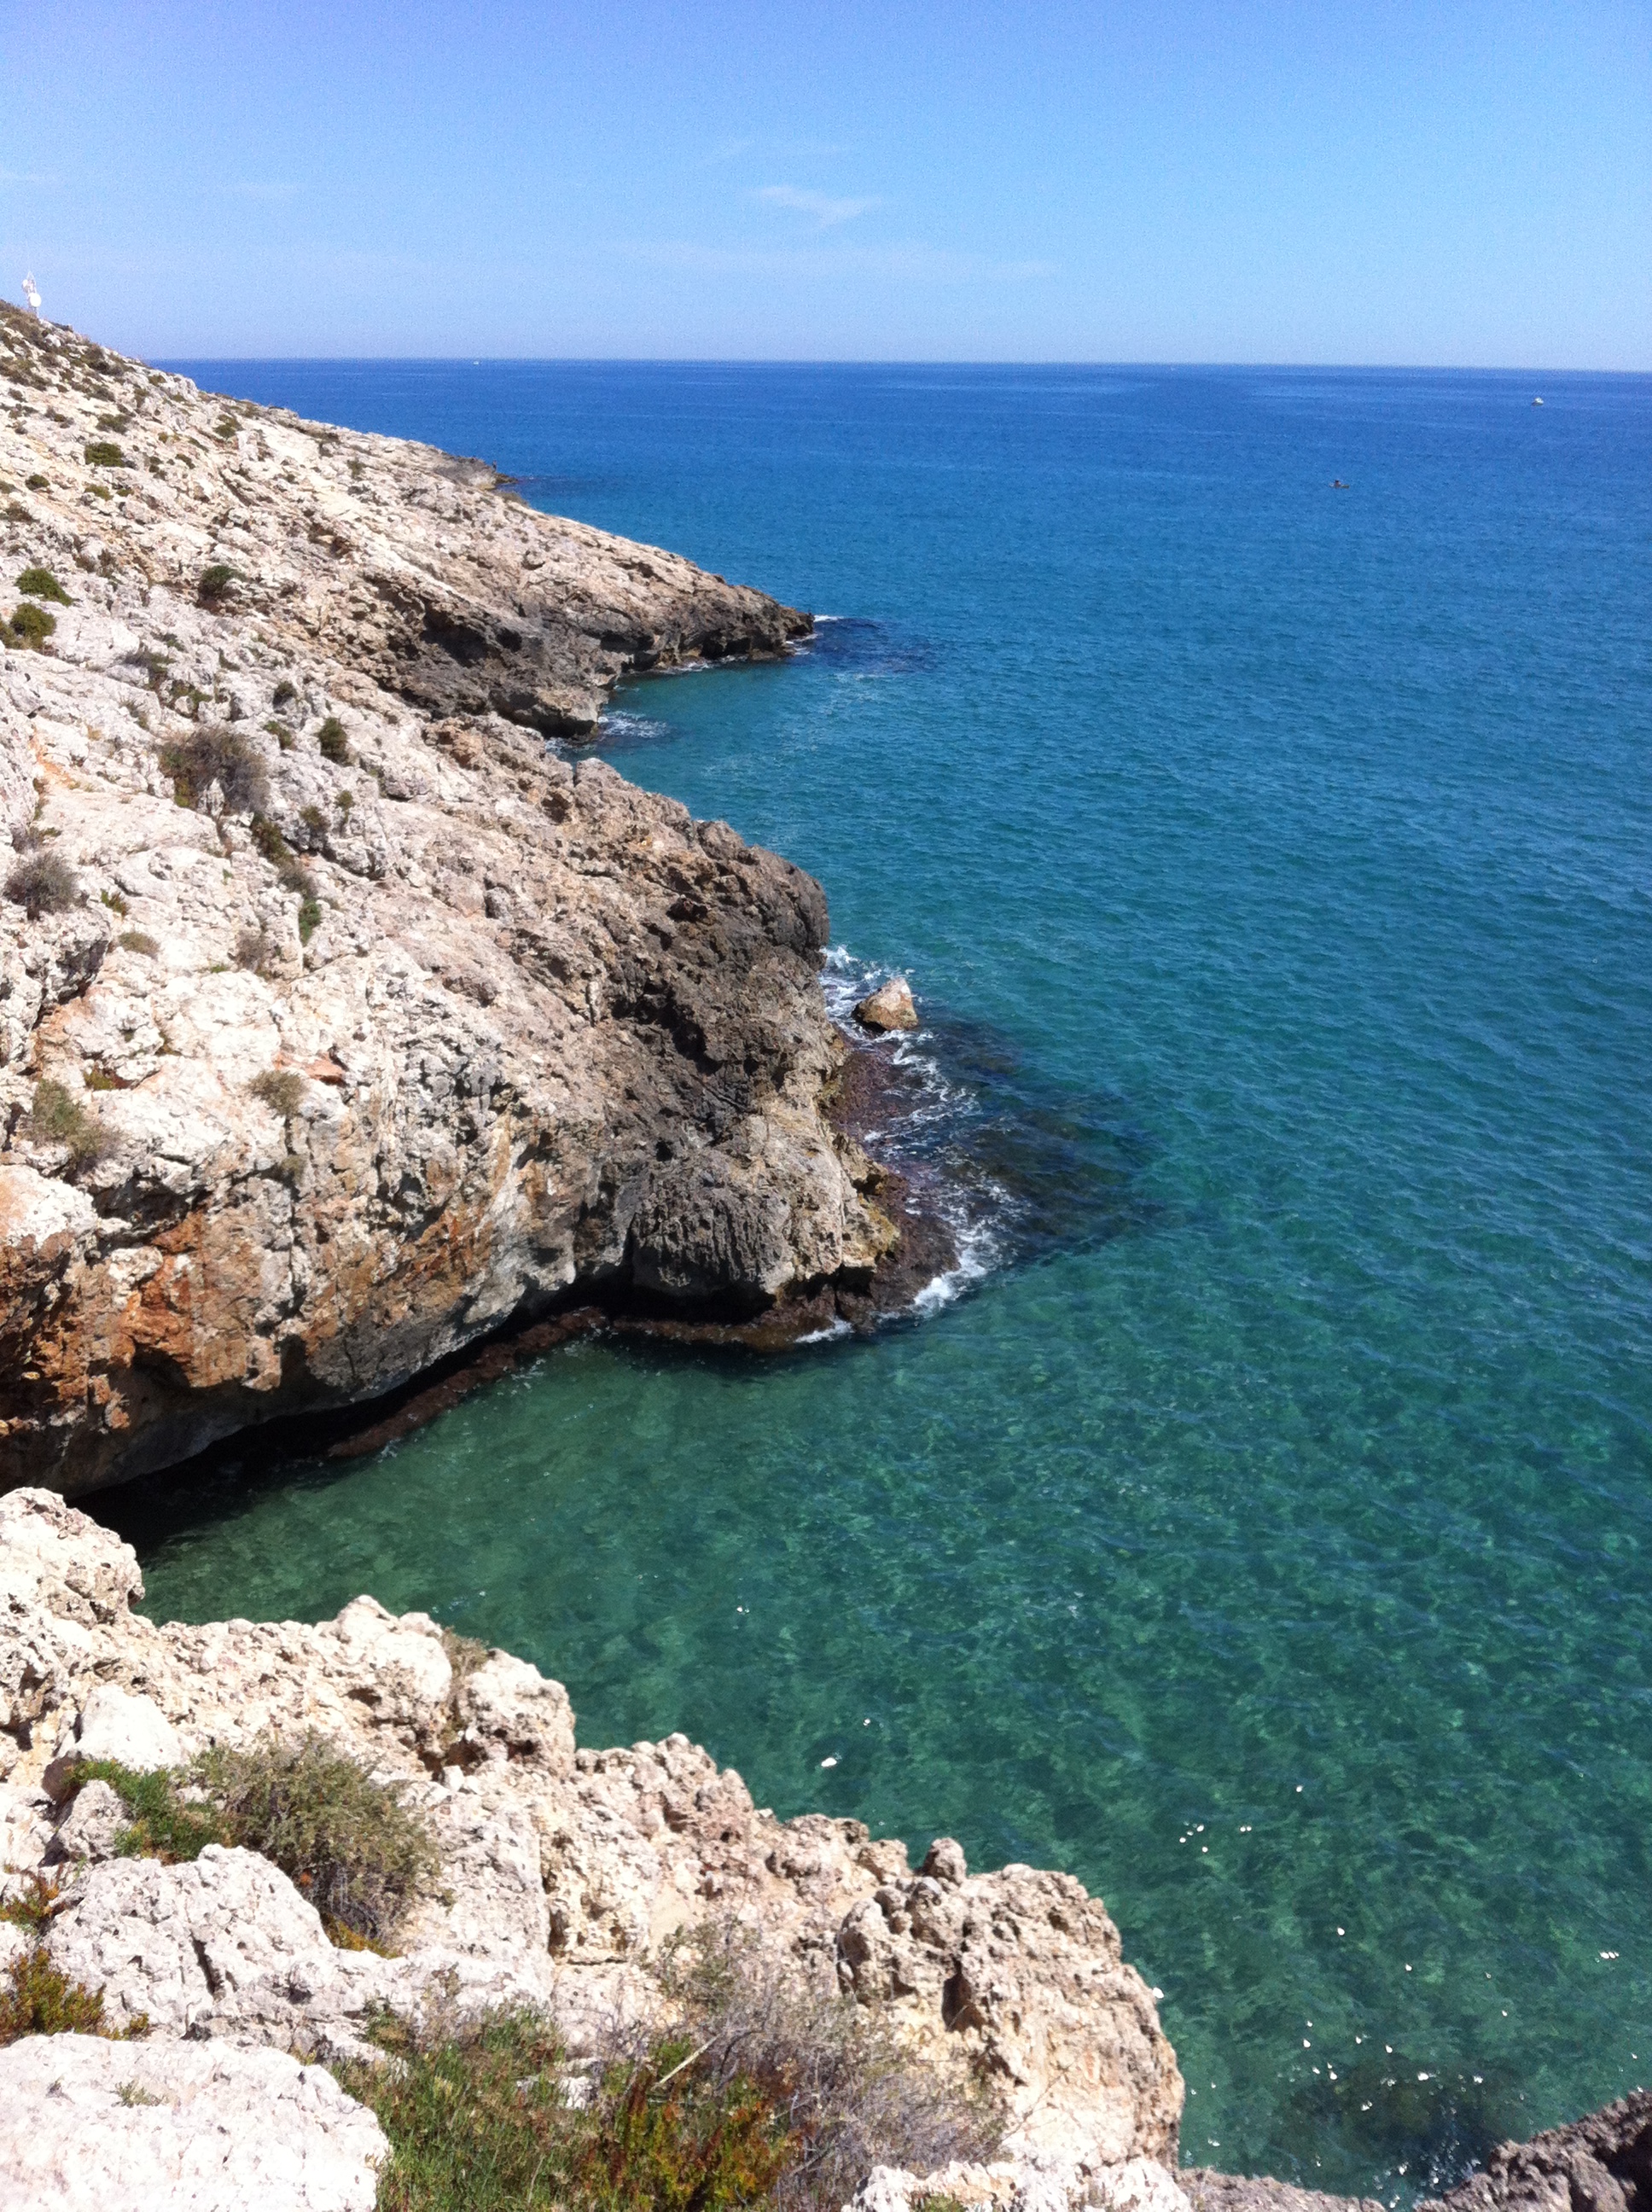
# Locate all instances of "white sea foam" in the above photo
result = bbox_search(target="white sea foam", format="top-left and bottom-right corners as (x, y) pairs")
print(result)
(823, 945), (1012, 1322)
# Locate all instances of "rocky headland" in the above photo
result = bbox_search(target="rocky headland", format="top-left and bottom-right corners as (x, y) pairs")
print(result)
(0, 304), (916, 1496)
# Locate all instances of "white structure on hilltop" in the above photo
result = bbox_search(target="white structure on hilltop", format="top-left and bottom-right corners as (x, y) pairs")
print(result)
(20, 271), (41, 317)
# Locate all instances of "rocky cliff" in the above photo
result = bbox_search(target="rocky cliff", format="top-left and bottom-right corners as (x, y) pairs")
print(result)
(0, 306), (898, 1493)
(0, 1487), (1185, 2182)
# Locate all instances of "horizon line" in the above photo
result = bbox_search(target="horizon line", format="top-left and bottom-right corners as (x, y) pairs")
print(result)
(149, 353), (1649, 376)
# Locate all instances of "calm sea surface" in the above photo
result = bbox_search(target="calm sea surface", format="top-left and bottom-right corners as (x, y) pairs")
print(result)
(115, 362), (1652, 2197)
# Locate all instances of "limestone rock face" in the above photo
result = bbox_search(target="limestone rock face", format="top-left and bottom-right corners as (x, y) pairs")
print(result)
(0, 1487), (1186, 2168)
(0, 2033), (386, 2212)
(851, 2153), (1193, 2212)
(0, 305), (895, 1493)
(1418, 2090), (1652, 2212)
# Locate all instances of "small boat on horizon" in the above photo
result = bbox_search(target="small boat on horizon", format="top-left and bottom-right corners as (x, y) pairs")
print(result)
(1532, 396), (1544, 406)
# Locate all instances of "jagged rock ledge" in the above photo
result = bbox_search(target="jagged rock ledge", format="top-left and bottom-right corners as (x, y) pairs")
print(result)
(0, 306), (926, 1494)
(0, 1487), (1183, 2202)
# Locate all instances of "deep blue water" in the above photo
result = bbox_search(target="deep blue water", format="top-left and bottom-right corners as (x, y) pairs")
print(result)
(120, 361), (1652, 2198)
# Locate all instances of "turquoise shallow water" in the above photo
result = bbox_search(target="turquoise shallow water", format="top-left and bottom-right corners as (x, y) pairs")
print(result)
(116, 363), (1652, 2197)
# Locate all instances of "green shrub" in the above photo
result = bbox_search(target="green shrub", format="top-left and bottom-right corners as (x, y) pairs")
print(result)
(336, 2010), (796, 2212)
(272, 678), (297, 707)
(250, 814), (292, 865)
(265, 717), (294, 748)
(118, 928), (159, 956)
(0, 1947), (145, 2046)
(195, 1732), (439, 1948)
(5, 600), (55, 648)
(24, 1079), (112, 1168)
(15, 564), (70, 603)
(0, 1872), (64, 1933)
(4, 845), (78, 915)
(100, 886), (128, 916)
(24, 473), (47, 489)
(66, 1759), (229, 1863)
(197, 562), (239, 607)
(299, 802), (325, 838)
(335, 789), (354, 820)
(84, 439), (125, 468)
(157, 723), (270, 813)
(298, 892), (323, 942)
(249, 1068), (306, 1116)
(317, 715), (350, 764)
(213, 417), (239, 442)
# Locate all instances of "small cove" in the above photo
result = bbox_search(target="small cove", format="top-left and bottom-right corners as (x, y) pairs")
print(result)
(114, 359), (1652, 2199)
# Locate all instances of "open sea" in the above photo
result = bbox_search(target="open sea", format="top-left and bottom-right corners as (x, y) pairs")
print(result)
(113, 360), (1652, 2200)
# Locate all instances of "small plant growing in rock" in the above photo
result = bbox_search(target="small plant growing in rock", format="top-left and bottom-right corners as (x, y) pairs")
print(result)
(335, 789), (354, 821)
(0, 1872), (64, 1934)
(265, 717), (294, 748)
(0, 1947), (146, 2046)
(84, 439), (126, 468)
(157, 723), (270, 814)
(4, 600), (55, 649)
(272, 678), (297, 707)
(15, 564), (70, 602)
(24, 473), (48, 489)
(100, 887), (128, 917)
(195, 1732), (440, 1949)
(196, 562), (239, 608)
(248, 1067), (307, 1118)
(317, 715), (350, 764)
(117, 928), (159, 956)
(298, 891), (323, 942)
(234, 923), (273, 974)
(25, 1078), (112, 1168)
(4, 845), (77, 914)
(65, 1759), (229, 1863)
(298, 802), (326, 840)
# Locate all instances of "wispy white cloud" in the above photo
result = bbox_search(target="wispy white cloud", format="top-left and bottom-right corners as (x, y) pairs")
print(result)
(624, 238), (1056, 284)
(0, 169), (49, 187)
(231, 181), (300, 203)
(755, 184), (880, 230)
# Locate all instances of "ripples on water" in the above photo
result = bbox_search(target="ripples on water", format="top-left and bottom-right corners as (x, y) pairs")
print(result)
(124, 359), (1652, 2200)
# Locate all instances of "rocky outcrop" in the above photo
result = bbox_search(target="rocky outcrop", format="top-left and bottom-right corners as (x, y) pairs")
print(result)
(0, 1487), (1186, 2167)
(853, 977), (918, 1032)
(0, 2034), (386, 2211)
(1419, 2091), (1652, 2212)
(0, 305), (905, 1493)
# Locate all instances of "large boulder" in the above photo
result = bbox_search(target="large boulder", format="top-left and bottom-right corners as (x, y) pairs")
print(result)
(0, 2034), (386, 2212)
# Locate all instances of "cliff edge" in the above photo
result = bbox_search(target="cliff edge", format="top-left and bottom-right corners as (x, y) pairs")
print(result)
(0, 307), (896, 1493)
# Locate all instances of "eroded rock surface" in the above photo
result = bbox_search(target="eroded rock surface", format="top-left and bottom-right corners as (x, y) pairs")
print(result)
(0, 2033), (386, 2212)
(1420, 2090), (1652, 2212)
(0, 1487), (1186, 2167)
(0, 304), (897, 1493)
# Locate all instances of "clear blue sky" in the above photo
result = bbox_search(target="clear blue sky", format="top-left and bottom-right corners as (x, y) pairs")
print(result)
(4, 0), (1647, 365)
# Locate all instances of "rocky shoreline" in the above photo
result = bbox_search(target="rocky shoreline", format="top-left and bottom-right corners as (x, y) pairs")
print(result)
(0, 306), (948, 1494)
(0, 1487), (1643, 2212)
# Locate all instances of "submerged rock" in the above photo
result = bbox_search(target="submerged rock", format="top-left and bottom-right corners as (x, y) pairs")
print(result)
(0, 306), (904, 1495)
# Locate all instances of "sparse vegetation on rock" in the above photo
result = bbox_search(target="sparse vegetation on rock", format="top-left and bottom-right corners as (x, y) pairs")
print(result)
(15, 563), (70, 602)
(24, 1078), (112, 1167)
(317, 714), (351, 762)
(0, 1946), (144, 2046)
(4, 843), (77, 913)
(157, 721), (270, 812)
(84, 439), (126, 469)
(195, 1732), (439, 1948)
(248, 1067), (307, 1117)
(4, 599), (55, 648)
